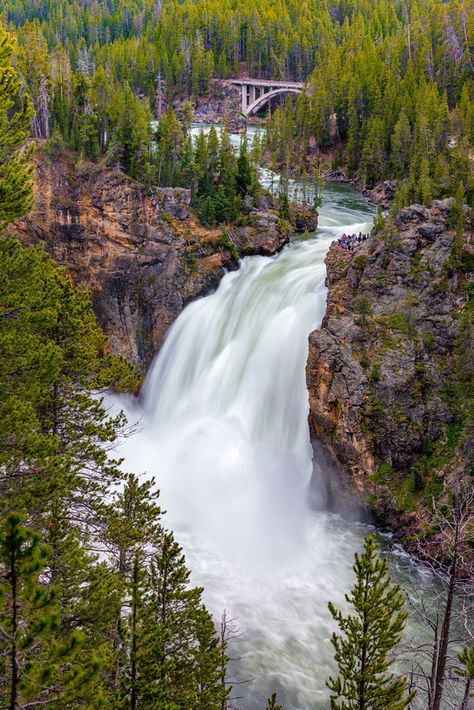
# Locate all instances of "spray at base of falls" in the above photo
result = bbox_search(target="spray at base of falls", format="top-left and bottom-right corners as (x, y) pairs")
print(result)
(117, 185), (379, 708)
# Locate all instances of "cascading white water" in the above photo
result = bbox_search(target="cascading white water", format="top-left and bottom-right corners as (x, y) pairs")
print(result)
(117, 171), (382, 707)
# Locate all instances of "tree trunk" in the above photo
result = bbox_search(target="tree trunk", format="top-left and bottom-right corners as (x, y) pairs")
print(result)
(130, 556), (139, 710)
(431, 532), (459, 710)
(428, 623), (439, 706)
(359, 567), (370, 710)
(9, 542), (18, 710)
(460, 676), (471, 710)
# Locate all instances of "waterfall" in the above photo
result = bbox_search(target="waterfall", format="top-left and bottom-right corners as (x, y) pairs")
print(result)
(117, 180), (378, 707)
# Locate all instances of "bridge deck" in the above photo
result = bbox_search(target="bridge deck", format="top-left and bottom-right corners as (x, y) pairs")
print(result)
(228, 78), (304, 89)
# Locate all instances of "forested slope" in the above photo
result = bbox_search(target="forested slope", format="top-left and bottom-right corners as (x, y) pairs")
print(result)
(0, 0), (471, 202)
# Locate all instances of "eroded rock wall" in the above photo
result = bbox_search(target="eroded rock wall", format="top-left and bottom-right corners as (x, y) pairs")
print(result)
(13, 153), (289, 371)
(307, 200), (473, 536)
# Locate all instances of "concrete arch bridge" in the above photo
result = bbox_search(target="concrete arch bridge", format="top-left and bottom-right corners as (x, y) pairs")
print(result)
(229, 78), (304, 117)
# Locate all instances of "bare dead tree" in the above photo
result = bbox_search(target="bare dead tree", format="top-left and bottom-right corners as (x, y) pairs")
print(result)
(402, 485), (474, 709)
(30, 74), (50, 140)
(156, 72), (167, 117)
(219, 609), (249, 709)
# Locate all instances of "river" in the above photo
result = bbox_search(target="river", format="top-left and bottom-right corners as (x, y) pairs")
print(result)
(116, 126), (451, 708)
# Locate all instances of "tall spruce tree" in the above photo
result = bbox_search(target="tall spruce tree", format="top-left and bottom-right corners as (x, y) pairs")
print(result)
(0, 21), (34, 229)
(0, 513), (100, 708)
(236, 135), (253, 197)
(124, 530), (229, 709)
(327, 534), (414, 710)
(105, 476), (230, 708)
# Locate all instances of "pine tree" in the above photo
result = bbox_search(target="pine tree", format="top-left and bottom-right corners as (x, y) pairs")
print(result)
(154, 106), (183, 186)
(199, 194), (216, 227)
(391, 112), (412, 179)
(360, 115), (386, 187)
(279, 190), (291, 222)
(40, 502), (122, 705)
(105, 473), (162, 576)
(266, 692), (284, 709)
(121, 530), (228, 709)
(0, 513), (100, 708)
(0, 22), (34, 229)
(137, 531), (206, 706)
(216, 123), (239, 222)
(419, 155), (432, 206)
(327, 534), (414, 710)
(236, 135), (253, 197)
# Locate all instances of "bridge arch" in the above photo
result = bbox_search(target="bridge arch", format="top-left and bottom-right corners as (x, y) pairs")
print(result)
(227, 79), (305, 117)
(246, 87), (302, 116)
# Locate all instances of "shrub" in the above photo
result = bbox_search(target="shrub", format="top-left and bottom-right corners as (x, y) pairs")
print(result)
(411, 465), (425, 492)
(355, 296), (373, 325)
(368, 364), (381, 383)
(372, 462), (394, 484)
(353, 254), (368, 270)
(161, 210), (173, 224)
(386, 311), (409, 334)
(219, 231), (240, 261)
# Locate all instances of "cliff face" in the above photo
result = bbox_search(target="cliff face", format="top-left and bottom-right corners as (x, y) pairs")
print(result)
(307, 200), (473, 538)
(13, 154), (289, 371)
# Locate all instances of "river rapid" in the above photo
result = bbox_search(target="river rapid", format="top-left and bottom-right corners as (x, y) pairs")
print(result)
(116, 126), (441, 708)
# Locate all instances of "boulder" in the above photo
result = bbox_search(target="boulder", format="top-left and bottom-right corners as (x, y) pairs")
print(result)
(291, 203), (319, 233)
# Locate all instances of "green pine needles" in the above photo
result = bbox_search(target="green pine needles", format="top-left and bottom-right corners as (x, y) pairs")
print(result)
(327, 534), (415, 710)
(0, 23), (34, 229)
(0, 513), (101, 708)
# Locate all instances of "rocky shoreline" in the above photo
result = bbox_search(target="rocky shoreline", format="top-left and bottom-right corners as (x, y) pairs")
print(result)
(323, 167), (397, 208)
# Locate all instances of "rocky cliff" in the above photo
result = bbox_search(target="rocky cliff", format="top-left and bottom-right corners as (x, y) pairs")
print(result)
(307, 200), (473, 543)
(13, 152), (290, 371)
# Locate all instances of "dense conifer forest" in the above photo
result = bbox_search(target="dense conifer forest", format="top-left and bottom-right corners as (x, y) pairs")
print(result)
(0, 0), (472, 707)
(0, 0), (471, 202)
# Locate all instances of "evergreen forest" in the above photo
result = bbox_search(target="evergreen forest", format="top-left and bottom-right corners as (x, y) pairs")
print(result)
(0, 0), (471, 203)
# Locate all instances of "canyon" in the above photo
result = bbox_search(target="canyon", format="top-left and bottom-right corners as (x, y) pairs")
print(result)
(13, 148), (473, 553)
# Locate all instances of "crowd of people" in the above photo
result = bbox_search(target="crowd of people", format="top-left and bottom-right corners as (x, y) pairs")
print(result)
(337, 231), (372, 250)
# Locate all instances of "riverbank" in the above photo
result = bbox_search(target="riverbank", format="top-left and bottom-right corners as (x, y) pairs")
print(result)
(323, 167), (397, 208)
